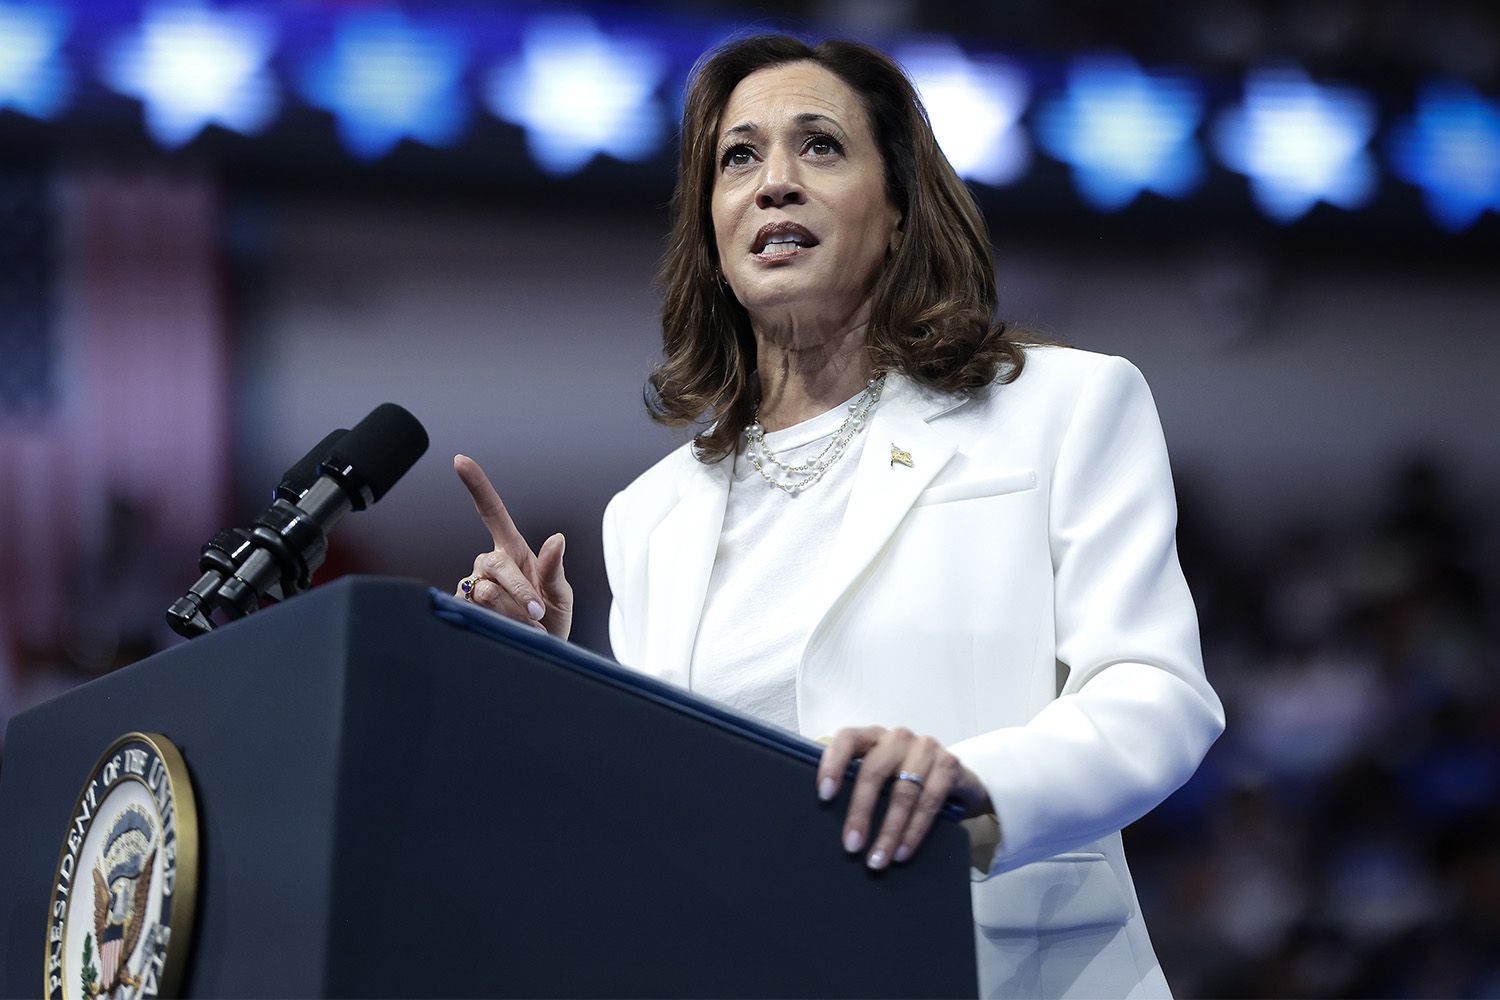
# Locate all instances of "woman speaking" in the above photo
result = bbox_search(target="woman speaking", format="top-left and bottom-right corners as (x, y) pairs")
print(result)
(454, 35), (1223, 999)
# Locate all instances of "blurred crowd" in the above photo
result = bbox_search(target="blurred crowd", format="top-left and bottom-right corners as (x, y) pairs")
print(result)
(1130, 457), (1500, 997)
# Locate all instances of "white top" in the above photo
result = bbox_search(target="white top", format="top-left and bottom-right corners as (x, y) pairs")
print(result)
(688, 392), (868, 732)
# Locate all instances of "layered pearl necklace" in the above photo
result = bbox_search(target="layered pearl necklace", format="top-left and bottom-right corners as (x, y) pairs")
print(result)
(744, 373), (887, 495)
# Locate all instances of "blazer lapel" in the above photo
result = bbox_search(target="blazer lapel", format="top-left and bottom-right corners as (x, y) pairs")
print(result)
(801, 376), (961, 654)
(642, 457), (730, 687)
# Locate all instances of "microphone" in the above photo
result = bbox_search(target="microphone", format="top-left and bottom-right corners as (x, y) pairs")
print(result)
(275, 428), (348, 504)
(168, 428), (350, 634)
(166, 404), (428, 638)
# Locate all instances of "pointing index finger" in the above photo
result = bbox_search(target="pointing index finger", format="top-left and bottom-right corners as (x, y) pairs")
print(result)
(454, 454), (526, 550)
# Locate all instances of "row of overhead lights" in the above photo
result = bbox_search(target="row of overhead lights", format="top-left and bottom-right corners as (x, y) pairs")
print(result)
(1, 2), (1497, 231)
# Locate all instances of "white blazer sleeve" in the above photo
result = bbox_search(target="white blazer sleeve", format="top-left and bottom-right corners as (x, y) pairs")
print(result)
(602, 492), (632, 667)
(949, 355), (1225, 873)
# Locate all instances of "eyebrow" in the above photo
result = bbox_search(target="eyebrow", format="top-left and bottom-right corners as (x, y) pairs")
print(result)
(720, 112), (844, 141)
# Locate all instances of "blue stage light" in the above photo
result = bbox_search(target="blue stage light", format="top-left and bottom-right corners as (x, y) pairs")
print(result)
(0, 1), (70, 120)
(1388, 83), (1500, 232)
(484, 14), (667, 177)
(299, 10), (468, 160)
(1035, 56), (1203, 211)
(100, 2), (277, 147)
(896, 40), (1029, 187)
(1213, 68), (1377, 223)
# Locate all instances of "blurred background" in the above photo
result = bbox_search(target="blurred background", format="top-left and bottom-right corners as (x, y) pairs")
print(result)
(2, 0), (1498, 994)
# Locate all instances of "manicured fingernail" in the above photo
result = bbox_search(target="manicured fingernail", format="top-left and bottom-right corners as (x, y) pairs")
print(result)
(843, 829), (863, 853)
(894, 844), (911, 863)
(867, 848), (888, 870)
(526, 600), (545, 620)
(818, 777), (836, 801)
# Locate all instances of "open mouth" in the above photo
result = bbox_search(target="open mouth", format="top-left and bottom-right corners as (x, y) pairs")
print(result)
(752, 222), (819, 257)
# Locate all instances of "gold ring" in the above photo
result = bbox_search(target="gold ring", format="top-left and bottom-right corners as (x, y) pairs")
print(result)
(459, 577), (478, 601)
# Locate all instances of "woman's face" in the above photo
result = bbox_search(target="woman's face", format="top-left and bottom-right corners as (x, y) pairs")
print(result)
(710, 61), (902, 332)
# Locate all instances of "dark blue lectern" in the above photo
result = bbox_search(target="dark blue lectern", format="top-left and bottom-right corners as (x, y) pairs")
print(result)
(0, 577), (977, 997)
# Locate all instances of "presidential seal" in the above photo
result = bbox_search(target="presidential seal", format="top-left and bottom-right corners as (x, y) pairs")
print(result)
(45, 733), (199, 1000)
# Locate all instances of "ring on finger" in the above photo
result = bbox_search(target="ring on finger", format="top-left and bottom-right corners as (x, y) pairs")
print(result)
(896, 770), (925, 788)
(459, 576), (478, 601)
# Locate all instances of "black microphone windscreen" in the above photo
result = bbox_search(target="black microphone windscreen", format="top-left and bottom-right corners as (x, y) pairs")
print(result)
(324, 403), (430, 502)
(275, 428), (348, 503)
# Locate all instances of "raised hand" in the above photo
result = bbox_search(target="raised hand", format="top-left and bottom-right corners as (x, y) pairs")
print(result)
(453, 454), (573, 640)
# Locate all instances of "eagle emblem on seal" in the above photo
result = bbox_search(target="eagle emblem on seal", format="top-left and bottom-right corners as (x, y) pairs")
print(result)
(88, 806), (157, 997)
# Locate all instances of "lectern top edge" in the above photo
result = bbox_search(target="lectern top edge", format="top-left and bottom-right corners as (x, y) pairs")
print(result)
(427, 585), (827, 769)
(426, 584), (969, 824)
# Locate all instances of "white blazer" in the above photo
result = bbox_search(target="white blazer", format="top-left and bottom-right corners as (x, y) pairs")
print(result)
(603, 346), (1226, 999)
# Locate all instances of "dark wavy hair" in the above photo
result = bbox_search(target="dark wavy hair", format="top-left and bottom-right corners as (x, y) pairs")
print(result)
(648, 34), (1028, 463)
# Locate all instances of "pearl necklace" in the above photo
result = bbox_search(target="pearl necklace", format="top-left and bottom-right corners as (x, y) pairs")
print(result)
(744, 374), (887, 495)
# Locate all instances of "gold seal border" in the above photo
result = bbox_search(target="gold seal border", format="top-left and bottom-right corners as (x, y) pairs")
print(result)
(43, 731), (200, 1000)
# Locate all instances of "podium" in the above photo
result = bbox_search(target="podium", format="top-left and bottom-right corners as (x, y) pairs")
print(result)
(0, 577), (977, 997)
